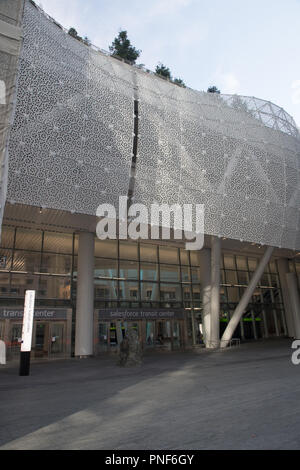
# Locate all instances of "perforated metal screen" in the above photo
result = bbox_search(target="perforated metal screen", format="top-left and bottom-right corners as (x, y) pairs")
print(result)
(6, 0), (300, 250)
(0, 0), (24, 236)
(8, 1), (134, 214)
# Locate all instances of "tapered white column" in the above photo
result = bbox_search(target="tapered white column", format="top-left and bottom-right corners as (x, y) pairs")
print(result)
(209, 237), (221, 348)
(286, 273), (300, 339)
(75, 232), (95, 357)
(198, 248), (211, 347)
(277, 258), (294, 337)
(221, 246), (274, 348)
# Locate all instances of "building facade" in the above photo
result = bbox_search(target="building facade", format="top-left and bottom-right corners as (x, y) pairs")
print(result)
(0, 223), (299, 359)
(0, 0), (299, 359)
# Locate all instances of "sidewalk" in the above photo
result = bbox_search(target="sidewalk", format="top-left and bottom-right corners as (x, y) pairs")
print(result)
(0, 338), (299, 450)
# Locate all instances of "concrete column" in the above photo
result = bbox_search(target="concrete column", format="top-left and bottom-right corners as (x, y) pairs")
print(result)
(286, 273), (300, 339)
(198, 248), (211, 347)
(277, 258), (294, 337)
(209, 237), (221, 348)
(75, 232), (95, 357)
(221, 246), (274, 348)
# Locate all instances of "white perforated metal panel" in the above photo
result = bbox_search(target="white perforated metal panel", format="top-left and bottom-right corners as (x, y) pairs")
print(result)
(6, 0), (300, 251)
(8, 1), (134, 214)
(134, 73), (300, 250)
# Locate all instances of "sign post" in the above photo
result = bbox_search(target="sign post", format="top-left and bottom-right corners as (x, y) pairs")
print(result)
(19, 290), (35, 376)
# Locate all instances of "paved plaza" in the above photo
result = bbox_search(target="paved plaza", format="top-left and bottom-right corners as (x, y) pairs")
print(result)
(0, 339), (299, 450)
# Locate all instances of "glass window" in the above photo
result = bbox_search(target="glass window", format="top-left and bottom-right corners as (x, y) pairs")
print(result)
(191, 267), (200, 283)
(220, 287), (227, 303)
(252, 288), (262, 303)
(248, 257), (258, 271)
(94, 258), (118, 278)
(237, 271), (248, 285)
(38, 276), (71, 299)
(43, 232), (73, 254)
(192, 285), (201, 307)
(227, 286), (239, 302)
(181, 266), (191, 282)
(273, 288), (282, 303)
(160, 264), (180, 282)
(0, 272), (10, 295)
(15, 228), (42, 251)
(270, 274), (279, 288)
(260, 273), (270, 286)
(94, 239), (117, 259)
(190, 251), (199, 266)
(0, 226), (15, 248)
(10, 274), (39, 297)
(224, 254), (235, 269)
(0, 249), (13, 271)
(119, 260), (138, 280)
(192, 285), (201, 300)
(141, 282), (159, 302)
(140, 263), (158, 281)
(159, 246), (179, 264)
(13, 251), (41, 273)
(236, 256), (247, 271)
(119, 242), (138, 260)
(182, 285), (192, 300)
(180, 249), (190, 265)
(225, 270), (237, 284)
(140, 244), (157, 263)
(182, 285), (192, 307)
(41, 254), (71, 275)
(160, 283), (182, 301)
(119, 281), (139, 300)
(238, 286), (246, 299)
(269, 261), (277, 273)
(94, 279), (118, 299)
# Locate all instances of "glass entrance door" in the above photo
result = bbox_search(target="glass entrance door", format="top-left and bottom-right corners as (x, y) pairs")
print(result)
(98, 322), (108, 352)
(142, 320), (185, 351)
(10, 323), (22, 357)
(173, 321), (181, 350)
(145, 321), (155, 348)
(50, 322), (65, 357)
(157, 320), (172, 350)
(34, 322), (49, 358)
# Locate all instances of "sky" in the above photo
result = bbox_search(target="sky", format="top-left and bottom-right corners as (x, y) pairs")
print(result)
(40, 0), (300, 126)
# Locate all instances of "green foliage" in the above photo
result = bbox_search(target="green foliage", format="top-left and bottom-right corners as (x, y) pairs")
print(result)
(173, 77), (186, 87)
(109, 31), (141, 63)
(68, 27), (81, 40)
(155, 63), (171, 79)
(68, 28), (91, 47)
(207, 85), (221, 94)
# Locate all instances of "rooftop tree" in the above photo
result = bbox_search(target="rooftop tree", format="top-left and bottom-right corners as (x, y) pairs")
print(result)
(155, 63), (171, 80)
(68, 27), (82, 41)
(109, 30), (141, 63)
(207, 85), (221, 94)
(173, 77), (186, 87)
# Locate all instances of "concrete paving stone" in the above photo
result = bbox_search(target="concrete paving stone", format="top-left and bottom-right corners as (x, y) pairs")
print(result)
(0, 338), (299, 450)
